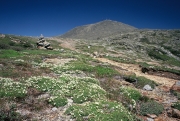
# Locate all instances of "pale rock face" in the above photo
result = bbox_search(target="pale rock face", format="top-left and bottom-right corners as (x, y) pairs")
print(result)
(143, 84), (153, 91)
(172, 109), (180, 118)
(147, 118), (154, 121)
(52, 107), (58, 112)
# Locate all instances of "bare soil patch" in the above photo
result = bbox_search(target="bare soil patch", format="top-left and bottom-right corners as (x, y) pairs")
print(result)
(96, 58), (178, 88)
(51, 38), (76, 50)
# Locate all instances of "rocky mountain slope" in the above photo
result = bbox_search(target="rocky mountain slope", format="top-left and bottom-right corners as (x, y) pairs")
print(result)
(59, 20), (137, 40)
(0, 22), (180, 120)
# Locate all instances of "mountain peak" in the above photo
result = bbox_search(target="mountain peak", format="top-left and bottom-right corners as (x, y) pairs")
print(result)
(60, 20), (137, 40)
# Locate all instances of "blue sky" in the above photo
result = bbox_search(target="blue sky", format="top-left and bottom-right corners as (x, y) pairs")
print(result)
(0, 0), (180, 37)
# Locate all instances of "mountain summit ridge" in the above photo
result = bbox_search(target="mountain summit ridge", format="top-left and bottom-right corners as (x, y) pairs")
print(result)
(59, 20), (137, 40)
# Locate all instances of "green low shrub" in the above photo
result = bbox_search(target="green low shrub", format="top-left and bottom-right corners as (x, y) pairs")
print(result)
(26, 76), (64, 92)
(0, 43), (10, 49)
(148, 49), (180, 67)
(120, 86), (141, 101)
(140, 100), (164, 115)
(49, 96), (68, 107)
(26, 75), (106, 106)
(69, 61), (94, 72)
(65, 101), (135, 121)
(124, 75), (157, 89)
(136, 76), (157, 89)
(162, 45), (180, 57)
(0, 50), (23, 58)
(140, 37), (151, 44)
(0, 78), (27, 98)
(79, 77), (100, 85)
(95, 65), (119, 77)
(71, 81), (106, 103)
(171, 90), (180, 100)
(172, 102), (180, 110)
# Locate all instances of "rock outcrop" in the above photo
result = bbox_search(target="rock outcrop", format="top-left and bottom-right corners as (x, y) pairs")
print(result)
(37, 34), (53, 50)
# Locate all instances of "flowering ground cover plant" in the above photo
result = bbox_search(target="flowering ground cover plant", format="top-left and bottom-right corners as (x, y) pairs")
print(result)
(65, 100), (135, 121)
(120, 86), (142, 109)
(26, 74), (106, 106)
(0, 46), (166, 121)
(120, 86), (141, 101)
(0, 78), (26, 98)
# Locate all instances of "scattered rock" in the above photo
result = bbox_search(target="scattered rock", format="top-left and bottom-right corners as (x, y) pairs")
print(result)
(52, 107), (58, 112)
(60, 49), (64, 52)
(92, 51), (105, 58)
(171, 81), (180, 93)
(37, 93), (50, 99)
(0, 64), (4, 70)
(0, 64), (4, 67)
(163, 98), (178, 104)
(16, 109), (31, 116)
(46, 46), (53, 50)
(93, 51), (98, 57)
(172, 108), (180, 118)
(37, 46), (46, 50)
(147, 114), (157, 119)
(113, 75), (124, 80)
(147, 118), (154, 121)
(143, 85), (153, 91)
(166, 108), (173, 117)
(67, 99), (73, 106)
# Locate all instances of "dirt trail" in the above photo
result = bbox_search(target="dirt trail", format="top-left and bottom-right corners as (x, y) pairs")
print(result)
(52, 38), (177, 88)
(96, 58), (177, 88)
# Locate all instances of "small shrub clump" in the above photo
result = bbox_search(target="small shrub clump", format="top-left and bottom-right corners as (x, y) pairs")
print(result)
(95, 65), (119, 77)
(0, 78), (27, 98)
(0, 50), (23, 58)
(120, 86), (142, 110)
(26, 75), (106, 107)
(171, 90), (180, 100)
(120, 86), (142, 101)
(49, 96), (68, 107)
(136, 76), (157, 89)
(172, 102), (180, 110)
(139, 100), (164, 116)
(65, 101), (135, 121)
(124, 75), (157, 89)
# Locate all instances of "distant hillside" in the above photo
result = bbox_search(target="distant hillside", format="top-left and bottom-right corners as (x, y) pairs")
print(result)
(59, 20), (137, 40)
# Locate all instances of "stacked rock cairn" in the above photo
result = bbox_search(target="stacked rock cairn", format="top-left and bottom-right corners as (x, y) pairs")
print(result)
(37, 34), (53, 50)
